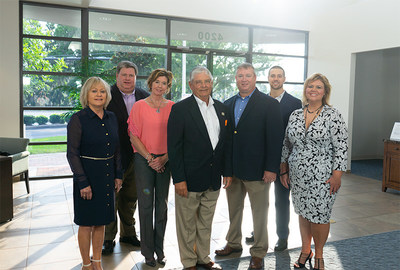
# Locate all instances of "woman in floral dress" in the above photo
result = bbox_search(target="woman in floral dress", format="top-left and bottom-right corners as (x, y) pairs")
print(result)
(280, 73), (348, 270)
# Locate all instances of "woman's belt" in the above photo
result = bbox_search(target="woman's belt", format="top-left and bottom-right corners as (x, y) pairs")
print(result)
(80, 155), (114, 160)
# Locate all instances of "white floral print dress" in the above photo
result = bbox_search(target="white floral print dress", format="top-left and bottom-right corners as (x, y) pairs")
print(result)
(281, 106), (348, 224)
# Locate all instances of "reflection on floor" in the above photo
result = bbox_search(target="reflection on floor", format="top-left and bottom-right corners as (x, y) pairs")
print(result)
(0, 173), (399, 269)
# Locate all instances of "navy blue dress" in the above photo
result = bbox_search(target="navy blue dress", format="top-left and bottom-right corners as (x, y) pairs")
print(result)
(67, 108), (123, 226)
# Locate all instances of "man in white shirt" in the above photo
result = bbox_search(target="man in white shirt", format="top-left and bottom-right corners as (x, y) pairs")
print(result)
(167, 66), (233, 270)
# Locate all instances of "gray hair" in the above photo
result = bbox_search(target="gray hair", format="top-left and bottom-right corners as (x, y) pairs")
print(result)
(116, 61), (138, 76)
(236, 62), (256, 76)
(80, 77), (111, 109)
(189, 66), (213, 82)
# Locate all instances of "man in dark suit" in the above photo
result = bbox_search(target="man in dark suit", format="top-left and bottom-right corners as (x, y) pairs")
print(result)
(168, 66), (232, 270)
(215, 63), (284, 270)
(245, 66), (302, 251)
(103, 61), (149, 254)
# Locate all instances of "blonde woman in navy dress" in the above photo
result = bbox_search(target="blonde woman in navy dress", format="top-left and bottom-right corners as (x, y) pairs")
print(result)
(280, 73), (348, 270)
(67, 77), (123, 270)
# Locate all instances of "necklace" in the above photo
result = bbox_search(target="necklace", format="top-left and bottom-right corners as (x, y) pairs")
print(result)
(306, 104), (323, 114)
(305, 105), (323, 129)
(149, 95), (162, 113)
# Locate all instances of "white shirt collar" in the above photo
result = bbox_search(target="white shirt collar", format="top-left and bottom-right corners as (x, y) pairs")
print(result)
(269, 90), (285, 102)
(194, 95), (214, 108)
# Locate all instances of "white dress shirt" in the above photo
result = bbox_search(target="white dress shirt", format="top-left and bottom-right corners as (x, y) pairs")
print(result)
(268, 90), (285, 103)
(194, 95), (220, 150)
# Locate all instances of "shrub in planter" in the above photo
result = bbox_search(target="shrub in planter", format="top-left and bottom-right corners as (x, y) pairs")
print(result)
(36, 115), (49, 125)
(24, 115), (36, 125)
(49, 114), (64, 124)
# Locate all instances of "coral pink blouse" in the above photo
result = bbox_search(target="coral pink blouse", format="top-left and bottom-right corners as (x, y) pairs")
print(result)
(127, 99), (174, 155)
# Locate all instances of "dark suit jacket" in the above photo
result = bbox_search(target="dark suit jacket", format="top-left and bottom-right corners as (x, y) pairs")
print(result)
(106, 84), (149, 170)
(224, 88), (284, 181)
(167, 95), (233, 192)
(280, 91), (302, 130)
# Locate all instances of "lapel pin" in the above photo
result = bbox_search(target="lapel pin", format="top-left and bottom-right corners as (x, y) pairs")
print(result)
(221, 112), (225, 116)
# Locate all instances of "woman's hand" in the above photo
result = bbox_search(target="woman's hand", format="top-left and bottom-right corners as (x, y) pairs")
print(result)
(149, 154), (168, 173)
(114, 178), (123, 193)
(80, 186), (92, 200)
(280, 173), (290, 189)
(326, 170), (343, 195)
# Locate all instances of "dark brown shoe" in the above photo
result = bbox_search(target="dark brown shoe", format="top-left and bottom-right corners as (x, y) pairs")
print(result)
(197, 261), (222, 270)
(249, 256), (263, 269)
(215, 245), (243, 256)
(183, 266), (197, 270)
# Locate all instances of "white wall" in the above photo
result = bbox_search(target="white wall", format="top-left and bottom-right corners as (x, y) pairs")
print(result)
(352, 48), (400, 159)
(0, 0), (19, 137)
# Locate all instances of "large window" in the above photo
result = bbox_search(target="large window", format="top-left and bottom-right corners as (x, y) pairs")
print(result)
(21, 2), (308, 178)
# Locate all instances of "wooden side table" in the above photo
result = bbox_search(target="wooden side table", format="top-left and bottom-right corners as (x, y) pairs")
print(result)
(0, 155), (13, 222)
(382, 140), (400, 192)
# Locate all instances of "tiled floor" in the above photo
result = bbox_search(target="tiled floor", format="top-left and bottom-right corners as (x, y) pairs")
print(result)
(1, 173), (399, 270)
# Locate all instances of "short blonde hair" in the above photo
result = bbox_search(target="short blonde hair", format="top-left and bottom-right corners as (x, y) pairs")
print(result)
(80, 77), (111, 109)
(302, 73), (331, 106)
(147, 68), (174, 94)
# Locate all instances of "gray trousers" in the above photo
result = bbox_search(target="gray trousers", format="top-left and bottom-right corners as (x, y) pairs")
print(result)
(274, 177), (290, 239)
(134, 153), (170, 259)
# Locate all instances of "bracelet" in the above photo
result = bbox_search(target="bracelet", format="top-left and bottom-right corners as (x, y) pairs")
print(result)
(145, 153), (152, 163)
(280, 171), (288, 176)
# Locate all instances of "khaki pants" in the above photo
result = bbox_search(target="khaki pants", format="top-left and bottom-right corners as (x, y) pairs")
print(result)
(105, 160), (138, 240)
(226, 176), (270, 258)
(175, 188), (220, 268)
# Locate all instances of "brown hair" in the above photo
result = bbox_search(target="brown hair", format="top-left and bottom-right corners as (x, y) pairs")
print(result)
(147, 68), (174, 94)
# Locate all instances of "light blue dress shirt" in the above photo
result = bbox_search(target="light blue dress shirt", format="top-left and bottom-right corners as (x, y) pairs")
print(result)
(234, 88), (256, 127)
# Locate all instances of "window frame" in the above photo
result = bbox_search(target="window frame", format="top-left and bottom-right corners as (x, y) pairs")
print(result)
(20, 1), (308, 179)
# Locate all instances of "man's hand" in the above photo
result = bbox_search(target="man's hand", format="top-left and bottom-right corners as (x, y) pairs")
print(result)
(262, 171), (277, 184)
(175, 181), (188, 198)
(223, 176), (232, 189)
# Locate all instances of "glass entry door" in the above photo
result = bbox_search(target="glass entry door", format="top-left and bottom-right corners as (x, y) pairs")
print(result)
(170, 52), (207, 102)
(170, 51), (246, 102)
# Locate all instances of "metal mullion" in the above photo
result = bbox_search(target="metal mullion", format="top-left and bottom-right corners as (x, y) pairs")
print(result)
(23, 107), (74, 110)
(22, 1), (82, 11)
(247, 27), (253, 63)
(253, 52), (307, 59)
(257, 81), (305, 85)
(304, 32), (309, 79)
(19, 1), (24, 138)
(22, 34), (81, 43)
(81, 8), (89, 61)
(88, 39), (168, 50)
(22, 71), (75, 76)
(30, 141), (67, 146)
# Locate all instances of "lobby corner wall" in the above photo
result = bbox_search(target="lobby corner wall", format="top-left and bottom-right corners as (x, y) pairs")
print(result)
(0, 0), (20, 137)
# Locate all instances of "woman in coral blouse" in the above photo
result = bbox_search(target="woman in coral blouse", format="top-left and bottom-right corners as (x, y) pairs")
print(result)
(127, 68), (174, 267)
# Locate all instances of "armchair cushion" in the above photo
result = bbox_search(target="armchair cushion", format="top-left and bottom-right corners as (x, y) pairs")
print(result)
(0, 137), (30, 193)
